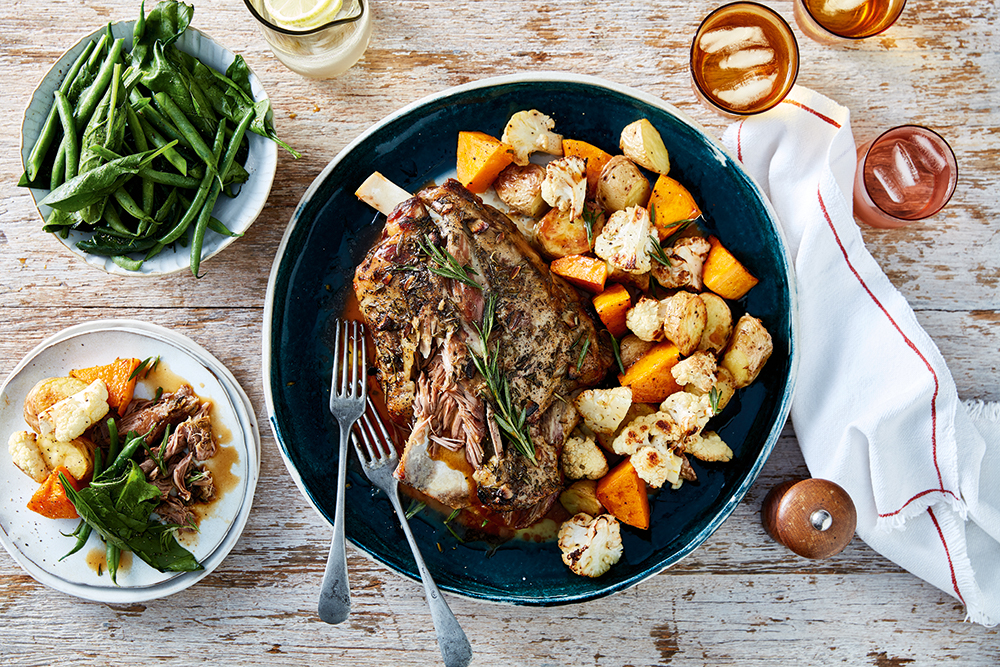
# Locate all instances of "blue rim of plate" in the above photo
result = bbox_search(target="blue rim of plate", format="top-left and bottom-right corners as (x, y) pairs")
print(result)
(263, 72), (799, 605)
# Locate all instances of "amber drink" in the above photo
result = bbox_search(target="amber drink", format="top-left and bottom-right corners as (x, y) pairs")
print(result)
(853, 126), (957, 229)
(794, 0), (906, 43)
(691, 2), (799, 116)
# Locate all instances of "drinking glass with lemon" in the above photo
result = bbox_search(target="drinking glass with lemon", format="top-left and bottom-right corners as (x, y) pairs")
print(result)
(243, 0), (372, 78)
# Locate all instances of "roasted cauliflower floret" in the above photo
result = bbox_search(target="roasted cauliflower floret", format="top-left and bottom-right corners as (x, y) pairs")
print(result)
(631, 444), (683, 489)
(594, 206), (654, 275)
(8, 430), (94, 482)
(671, 351), (718, 393)
(659, 392), (713, 436)
(494, 163), (549, 218)
(561, 435), (609, 480)
(557, 513), (624, 578)
(560, 480), (604, 516)
(651, 236), (711, 290)
(625, 296), (666, 342)
(541, 155), (587, 220)
(37, 379), (109, 443)
(611, 411), (682, 456)
(684, 430), (733, 462)
(501, 109), (563, 166)
(575, 386), (633, 436)
(686, 366), (737, 414)
(8, 431), (48, 482)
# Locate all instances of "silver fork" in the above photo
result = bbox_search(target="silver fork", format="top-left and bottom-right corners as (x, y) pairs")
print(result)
(353, 404), (473, 667)
(318, 320), (367, 625)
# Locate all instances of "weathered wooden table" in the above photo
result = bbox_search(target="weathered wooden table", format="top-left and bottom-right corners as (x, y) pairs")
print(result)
(2, 0), (997, 664)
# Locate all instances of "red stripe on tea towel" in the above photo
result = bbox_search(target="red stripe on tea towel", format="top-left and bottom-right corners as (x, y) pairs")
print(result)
(928, 507), (965, 604)
(782, 99), (843, 129)
(815, 188), (958, 516)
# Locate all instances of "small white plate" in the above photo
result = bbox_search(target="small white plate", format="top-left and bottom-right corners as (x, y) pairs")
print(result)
(20, 22), (278, 277)
(0, 321), (260, 602)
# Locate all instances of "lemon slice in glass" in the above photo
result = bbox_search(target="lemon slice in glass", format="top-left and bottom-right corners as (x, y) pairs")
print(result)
(264, 0), (344, 30)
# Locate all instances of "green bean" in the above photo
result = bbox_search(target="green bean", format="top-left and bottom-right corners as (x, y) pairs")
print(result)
(177, 192), (239, 238)
(112, 188), (154, 227)
(106, 417), (120, 464)
(152, 92), (215, 168)
(53, 90), (79, 181)
(102, 201), (134, 236)
(139, 168), (199, 189)
(131, 90), (193, 151)
(155, 187), (180, 225)
(98, 428), (152, 481)
(74, 38), (124, 133)
(153, 122), (224, 250)
(107, 543), (121, 584)
(59, 521), (93, 561)
(23, 39), (96, 183)
(138, 115), (187, 176)
(125, 105), (155, 217)
(50, 141), (67, 191)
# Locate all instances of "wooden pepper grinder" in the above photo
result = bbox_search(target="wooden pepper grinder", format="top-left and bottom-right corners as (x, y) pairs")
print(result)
(761, 478), (857, 559)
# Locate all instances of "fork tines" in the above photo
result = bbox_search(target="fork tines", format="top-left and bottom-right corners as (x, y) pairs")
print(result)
(331, 320), (367, 407)
(352, 398), (396, 464)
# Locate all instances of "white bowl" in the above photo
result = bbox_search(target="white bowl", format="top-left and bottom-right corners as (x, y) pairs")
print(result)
(20, 22), (278, 277)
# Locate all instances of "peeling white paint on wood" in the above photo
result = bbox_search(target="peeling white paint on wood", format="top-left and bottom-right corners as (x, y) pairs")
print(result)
(1, 0), (998, 664)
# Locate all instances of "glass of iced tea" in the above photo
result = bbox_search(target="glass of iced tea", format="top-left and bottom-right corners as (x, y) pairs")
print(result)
(794, 0), (906, 43)
(853, 125), (958, 229)
(244, 0), (373, 79)
(690, 2), (799, 117)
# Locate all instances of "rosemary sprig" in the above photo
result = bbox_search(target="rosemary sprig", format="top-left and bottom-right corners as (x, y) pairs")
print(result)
(471, 293), (538, 465)
(604, 330), (626, 375)
(128, 355), (160, 382)
(413, 235), (481, 289)
(709, 386), (721, 415)
(648, 234), (673, 267)
(576, 336), (591, 372)
(582, 206), (600, 248)
(445, 508), (461, 523)
(405, 499), (426, 519)
(663, 217), (701, 246)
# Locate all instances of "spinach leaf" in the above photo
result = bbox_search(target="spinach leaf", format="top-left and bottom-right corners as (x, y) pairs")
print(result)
(132, 0), (194, 69)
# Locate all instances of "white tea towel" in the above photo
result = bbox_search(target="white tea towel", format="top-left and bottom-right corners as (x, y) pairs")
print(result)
(721, 85), (1000, 626)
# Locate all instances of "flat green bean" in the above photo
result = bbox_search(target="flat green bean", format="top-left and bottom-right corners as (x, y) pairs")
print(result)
(138, 115), (187, 176)
(125, 105), (155, 218)
(50, 141), (67, 191)
(152, 92), (215, 168)
(74, 38), (124, 133)
(24, 39), (96, 183)
(53, 90), (79, 181)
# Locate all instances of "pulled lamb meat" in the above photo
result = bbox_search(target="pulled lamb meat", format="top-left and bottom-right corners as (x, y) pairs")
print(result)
(130, 386), (217, 530)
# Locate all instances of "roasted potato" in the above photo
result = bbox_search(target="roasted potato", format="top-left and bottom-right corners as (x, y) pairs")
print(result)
(534, 207), (591, 259)
(23, 376), (87, 434)
(494, 163), (549, 218)
(596, 155), (652, 213)
(559, 479), (604, 516)
(618, 334), (657, 369)
(697, 292), (734, 354)
(8, 430), (94, 482)
(619, 119), (671, 175)
(721, 314), (773, 387)
(605, 263), (650, 292)
(661, 291), (707, 356)
(37, 379), (109, 443)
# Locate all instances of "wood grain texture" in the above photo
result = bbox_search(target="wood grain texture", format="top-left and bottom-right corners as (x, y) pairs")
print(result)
(1, 0), (998, 664)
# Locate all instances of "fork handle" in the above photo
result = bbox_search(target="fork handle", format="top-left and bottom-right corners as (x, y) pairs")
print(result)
(388, 494), (472, 667)
(318, 427), (351, 624)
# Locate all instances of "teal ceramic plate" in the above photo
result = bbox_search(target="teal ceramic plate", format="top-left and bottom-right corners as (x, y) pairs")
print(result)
(263, 73), (798, 605)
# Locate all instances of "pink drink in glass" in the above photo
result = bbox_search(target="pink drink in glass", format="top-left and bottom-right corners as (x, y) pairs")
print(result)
(853, 125), (958, 229)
